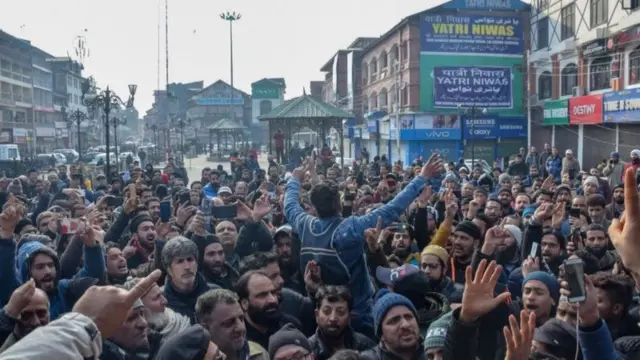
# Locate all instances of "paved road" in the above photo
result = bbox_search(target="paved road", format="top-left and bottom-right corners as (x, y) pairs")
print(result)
(182, 154), (271, 184)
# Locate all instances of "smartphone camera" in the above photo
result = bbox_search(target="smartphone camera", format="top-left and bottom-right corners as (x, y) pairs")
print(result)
(564, 258), (586, 303)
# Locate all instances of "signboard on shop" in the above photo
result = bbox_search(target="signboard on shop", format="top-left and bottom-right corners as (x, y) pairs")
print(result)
(433, 66), (513, 108)
(569, 94), (603, 124)
(583, 39), (609, 58)
(543, 99), (569, 125)
(603, 88), (640, 123)
(462, 116), (527, 139)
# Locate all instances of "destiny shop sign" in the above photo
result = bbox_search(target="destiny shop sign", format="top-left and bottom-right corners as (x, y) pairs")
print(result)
(420, 14), (524, 55)
(568, 94), (603, 125)
(603, 88), (640, 123)
(433, 66), (513, 108)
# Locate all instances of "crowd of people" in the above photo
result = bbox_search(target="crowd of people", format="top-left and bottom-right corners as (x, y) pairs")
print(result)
(0, 143), (639, 360)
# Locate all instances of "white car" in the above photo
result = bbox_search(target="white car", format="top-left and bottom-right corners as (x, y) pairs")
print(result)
(119, 151), (140, 164)
(89, 153), (118, 166)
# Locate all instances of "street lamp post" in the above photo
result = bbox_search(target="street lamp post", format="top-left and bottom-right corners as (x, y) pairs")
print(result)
(112, 115), (127, 171)
(219, 11), (241, 87)
(145, 123), (159, 163)
(82, 80), (136, 182)
(61, 106), (87, 158)
(458, 103), (487, 167)
(172, 117), (191, 163)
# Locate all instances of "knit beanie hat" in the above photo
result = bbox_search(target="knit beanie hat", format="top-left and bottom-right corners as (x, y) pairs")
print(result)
(523, 271), (560, 303)
(421, 245), (449, 265)
(503, 224), (522, 248)
(373, 289), (418, 337)
(268, 323), (311, 360)
(423, 311), (453, 350)
(454, 220), (482, 240)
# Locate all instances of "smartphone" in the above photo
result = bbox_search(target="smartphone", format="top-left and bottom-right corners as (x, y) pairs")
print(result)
(59, 218), (85, 235)
(529, 242), (539, 259)
(106, 196), (123, 208)
(569, 208), (581, 218)
(180, 192), (191, 205)
(564, 257), (586, 303)
(160, 201), (172, 222)
(211, 205), (237, 219)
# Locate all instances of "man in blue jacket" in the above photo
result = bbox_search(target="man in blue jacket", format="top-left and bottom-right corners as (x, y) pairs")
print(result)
(284, 155), (443, 339)
(0, 207), (105, 320)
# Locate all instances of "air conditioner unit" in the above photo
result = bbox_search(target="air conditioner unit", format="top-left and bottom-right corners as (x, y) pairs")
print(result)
(529, 94), (541, 107)
(612, 77), (621, 91)
(572, 86), (584, 96)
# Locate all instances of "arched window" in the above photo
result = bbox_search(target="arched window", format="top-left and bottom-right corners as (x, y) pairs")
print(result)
(590, 56), (612, 91)
(379, 88), (388, 109)
(362, 95), (369, 114)
(561, 63), (578, 96)
(370, 92), (378, 110)
(259, 100), (272, 116)
(370, 58), (378, 82)
(362, 64), (369, 85)
(389, 45), (399, 73)
(630, 46), (640, 85)
(538, 71), (552, 100)
(379, 51), (388, 70)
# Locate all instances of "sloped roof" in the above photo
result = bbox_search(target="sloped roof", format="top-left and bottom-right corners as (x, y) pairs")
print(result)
(251, 78), (286, 88)
(193, 79), (249, 98)
(206, 118), (246, 130)
(258, 95), (353, 121)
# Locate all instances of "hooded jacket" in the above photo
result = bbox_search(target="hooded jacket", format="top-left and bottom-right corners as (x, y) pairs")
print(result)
(163, 272), (219, 324)
(308, 327), (375, 360)
(14, 241), (105, 320)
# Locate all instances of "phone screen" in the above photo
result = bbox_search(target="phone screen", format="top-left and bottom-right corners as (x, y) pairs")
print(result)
(212, 205), (237, 219)
(569, 208), (581, 218)
(180, 192), (191, 205)
(160, 201), (171, 222)
(529, 242), (539, 259)
(565, 258), (586, 303)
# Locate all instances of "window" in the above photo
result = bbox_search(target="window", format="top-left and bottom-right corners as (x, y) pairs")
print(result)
(625, 0), (640, 10)
(379, 51), (388, 70)
(591, 0), (608, 27)
(259, 100), (272, 115)
(362, 64), (369, 85)
(67, 77), (72, 87)
(402, 86), (409, 105)
(589, 56), (612, 91)
(630, 46), (640, 85)
(362, 96), (369, 114)
(370, 92), (378, 110)
(537, 17), (549, 49)
(390, 45), (399, 73)
(561, 63), (578, 96)
(400, 42), (408, 62)
(379, 89), (388, 110)
(370, 58), (378, 82)
(538, 71), (552, 100)
(561, 5), (575, 40)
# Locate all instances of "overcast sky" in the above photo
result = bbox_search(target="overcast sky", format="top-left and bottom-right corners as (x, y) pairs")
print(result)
(1, 0), (446, 114)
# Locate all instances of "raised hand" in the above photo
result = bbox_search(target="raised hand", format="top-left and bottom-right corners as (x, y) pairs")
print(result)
(4, 279), (36, 318)
(460, 259), (510, 323)
(252, 194), (273, 221)
(73, 269), (161, 339)
(421, 153), (444, 179)
(609, 168), (640, 274)
(364, 217), (383, 252)
(503, 310), (536, 360)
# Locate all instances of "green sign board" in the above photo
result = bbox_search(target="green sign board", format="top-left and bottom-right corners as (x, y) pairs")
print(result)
(542, 99), (569, 125)
(252, 86), (280, 100)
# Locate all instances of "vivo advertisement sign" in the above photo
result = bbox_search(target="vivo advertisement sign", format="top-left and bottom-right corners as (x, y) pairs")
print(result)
(400, 114), (462, 140)
(401, 128), (462, 141)
(462, 116), (527, 139)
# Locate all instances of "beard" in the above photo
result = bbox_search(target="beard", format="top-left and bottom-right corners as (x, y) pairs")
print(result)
(614, 197), (624, 205)
(495, 244), (518, 265)
(393, 246), (412, 259)
(146, 310), (169, 330)
(586, 246), (608, 259)
(320, 324), (346, 339)
(248, 303), (281, 329)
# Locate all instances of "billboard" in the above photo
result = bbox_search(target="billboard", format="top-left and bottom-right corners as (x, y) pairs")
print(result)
(196, 98), (244, 106)
(462, 116), (527, 139)
(420, 54), (523, 114)
(433, 66), (512, 108)
(542, 99), (569, 125)
(399, 114), (462, 140)
(603, 88), (640, 123)
(420, 14), (524, 55)
(569, 94), (603, 124)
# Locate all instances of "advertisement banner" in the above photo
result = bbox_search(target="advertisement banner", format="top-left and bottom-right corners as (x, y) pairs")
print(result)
(603, 88), (640, 123)
(195, 98), (244, 106)
(543, 99), (569, 125)
(0, 129), (12, 144)
(433, 66), (512, 108)
(463, 116), (527, 139)
(420, 14), (524, 55)
(13, 128), (27, 144)
(407, 141), (461, 163)
(367, 120), (377, 133)
(569, 94), (603, 124)
(400, 114), (462, 140)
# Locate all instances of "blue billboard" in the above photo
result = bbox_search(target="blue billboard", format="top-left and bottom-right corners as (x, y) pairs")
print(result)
(400, 128), (462, 141)
(420, 14), (524, 55)
(196, 98), (244, 106)
(603, 88), (640, 123)
(406, 141), (462, 164)
(442, 0), (525, 10)
(399, 113), (462, 140)
(462, 115), (527, 139)
(433, 66), (513, 108)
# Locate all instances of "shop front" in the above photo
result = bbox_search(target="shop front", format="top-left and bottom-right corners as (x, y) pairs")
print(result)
(36, 126), (56, 153)
(400, 113), (462, 165)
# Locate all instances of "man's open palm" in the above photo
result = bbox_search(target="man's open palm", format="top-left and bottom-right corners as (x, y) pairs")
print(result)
(460, 260), (510, 323)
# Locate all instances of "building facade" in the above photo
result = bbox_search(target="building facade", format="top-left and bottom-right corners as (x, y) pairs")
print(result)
(31, 48), (57, 151)
(50, 58), (88, 150)
(251, 78), (286, 145)
(0, 30), (34, 154)
(532, 0), (640, 168)
(186, 80), (251, 145)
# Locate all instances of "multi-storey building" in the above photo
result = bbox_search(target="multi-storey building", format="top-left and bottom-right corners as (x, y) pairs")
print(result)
(251, 78), (286, 145)
(531, 0), (640, 168)
(31, 48), (57, 151)
(0, 30), (33, 154)
(50, 57), (88, 150)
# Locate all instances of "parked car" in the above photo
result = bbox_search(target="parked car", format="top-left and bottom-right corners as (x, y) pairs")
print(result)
(89, 152), (118, 166)
(118, 151), (140, 165)
(37, 153), (67, 167)
(53, 149), (79, 163)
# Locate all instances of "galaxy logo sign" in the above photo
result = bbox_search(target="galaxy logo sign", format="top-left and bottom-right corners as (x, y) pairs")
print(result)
(420, 14), (524, 55)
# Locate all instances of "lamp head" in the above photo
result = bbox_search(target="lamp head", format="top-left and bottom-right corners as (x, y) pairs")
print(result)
(128, 84), (137, 97)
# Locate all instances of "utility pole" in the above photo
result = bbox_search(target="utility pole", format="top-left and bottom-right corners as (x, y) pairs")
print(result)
(220, 12), (241, 87)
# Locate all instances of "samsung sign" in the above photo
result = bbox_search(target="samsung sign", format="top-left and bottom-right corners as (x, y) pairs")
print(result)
(462, 115), (527, 139)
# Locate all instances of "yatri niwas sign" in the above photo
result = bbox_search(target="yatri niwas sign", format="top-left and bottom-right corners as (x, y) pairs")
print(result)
(433, 66), (513, 108)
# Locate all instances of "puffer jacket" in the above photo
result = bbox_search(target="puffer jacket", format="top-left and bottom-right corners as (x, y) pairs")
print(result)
(308, 327), (375, 360)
